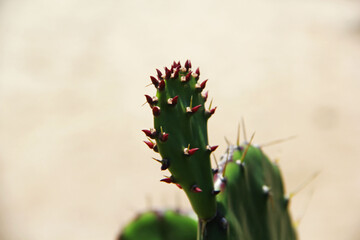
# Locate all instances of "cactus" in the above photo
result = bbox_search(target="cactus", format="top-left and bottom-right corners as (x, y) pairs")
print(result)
(119, 209), (197, 240)
(129, 60), (297, 240)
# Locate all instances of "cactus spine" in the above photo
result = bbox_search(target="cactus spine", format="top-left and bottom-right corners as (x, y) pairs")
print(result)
(131, 60), (297, 240)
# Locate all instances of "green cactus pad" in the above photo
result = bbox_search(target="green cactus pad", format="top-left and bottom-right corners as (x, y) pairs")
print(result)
(144, 61), (217, 220)
(203, 143), (297, 240)
(119, 210), (197, 240)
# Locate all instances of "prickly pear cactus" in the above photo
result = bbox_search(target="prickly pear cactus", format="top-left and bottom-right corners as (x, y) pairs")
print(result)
(143, 60), (217, 220)
(202, 142), (297, 240)
(141, 60), (297, 240)
(119, 209), (197, 240)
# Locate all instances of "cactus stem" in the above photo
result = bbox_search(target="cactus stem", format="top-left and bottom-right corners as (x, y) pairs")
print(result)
(167, 96), (178, 106)
(206, 145), (218, 152)
(191, 185), (202, 193)
(152, 106), (161, 117)
(150, 76), (159, 87)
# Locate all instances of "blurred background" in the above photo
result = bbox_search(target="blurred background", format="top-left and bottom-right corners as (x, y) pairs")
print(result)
(0, 0), (359, 239)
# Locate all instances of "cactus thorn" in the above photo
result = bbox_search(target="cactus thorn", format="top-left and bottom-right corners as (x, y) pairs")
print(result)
(167, 96), (178, 106)
(150, 76), (159, 87)
(156, 69), (163, 80)
(199, 79), (208, 90)
(152, 106), (161, 117)
(144, 95), (154, 106)
(260, 135), (297, 148)
(164, 67), (171, 79)
(240, 132), (255, 163)
(152, 157), (162, 164)
(241, 117), (248, 142)
(172, 68), (179, 79)
(209, 107), (217, 115)
(144, 140), (155, 150)
(160, 158), (170, 170)
(160, 177), (173, 184)
(159, 127), (169, 142)
(191, 104), (202, 114)
(212, 154), (219, 169)
(185, 60), (192, 71)
(207, 145), (218, 152)
(176, 183), (183, 189)
(237, 122), (241, 146)
(289, 172), (320, 199)
(191, 185), (202, 193)
(142, 128), (157, 138)
(184, 147), (199, 156)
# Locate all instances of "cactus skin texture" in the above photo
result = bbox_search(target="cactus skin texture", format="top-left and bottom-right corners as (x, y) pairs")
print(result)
(202, 143), (297, 240)
(119, 210), (197, 240)
(144, 61), (217, 220)
(140, 60), (297, 240)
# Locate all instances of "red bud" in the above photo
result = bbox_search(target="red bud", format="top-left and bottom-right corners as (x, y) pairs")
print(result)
(191, 104), (202, 113)
(144, 141), (154, 149)
(191, 185), (202, 193)
(150, 76), (159, 87)
(152, 106), (160, 117)
(156, 69), (163, 79)
(158, 80), (165, 91)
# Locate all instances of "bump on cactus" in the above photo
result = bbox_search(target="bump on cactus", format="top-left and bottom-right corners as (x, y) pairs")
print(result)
(131, 60), (298, 240)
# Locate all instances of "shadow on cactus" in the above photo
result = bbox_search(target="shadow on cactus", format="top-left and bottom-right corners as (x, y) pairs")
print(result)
(120, 60), (297, 240)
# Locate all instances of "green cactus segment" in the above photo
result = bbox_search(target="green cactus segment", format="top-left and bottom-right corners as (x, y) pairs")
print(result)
(205, 144), (297, 240)
(145, 61), (217, 220)
(119, 210), (197, 240)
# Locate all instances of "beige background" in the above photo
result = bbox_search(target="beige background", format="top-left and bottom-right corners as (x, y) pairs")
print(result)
(1, 0), (360, 239)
